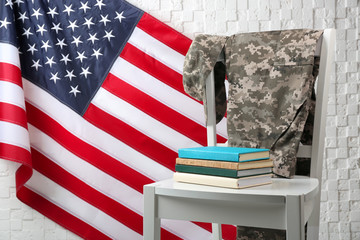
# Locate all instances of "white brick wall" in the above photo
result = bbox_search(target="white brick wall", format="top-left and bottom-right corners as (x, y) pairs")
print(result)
(0, 0), (359, 239)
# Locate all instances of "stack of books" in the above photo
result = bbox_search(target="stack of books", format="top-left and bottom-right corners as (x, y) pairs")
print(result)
(173, 146), (273, 189)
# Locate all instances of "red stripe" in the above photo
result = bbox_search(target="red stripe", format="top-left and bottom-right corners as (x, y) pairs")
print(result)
(0, 142), (31, 167)
(118, 45), (227, 143)
(137, 12), (192, 56)
(17, 186), (111, 240)
(84, 103), (177, 171)
(120, 43), (189, 98)
(102, 73), (209, 146)
(25, 102), (153, 193)
(30, 148), (181, 240)
(0, 62), (22, 87)
(0, 102), (28, 129)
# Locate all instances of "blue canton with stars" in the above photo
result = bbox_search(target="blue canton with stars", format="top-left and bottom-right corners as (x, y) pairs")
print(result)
(0, 0), (143, 115)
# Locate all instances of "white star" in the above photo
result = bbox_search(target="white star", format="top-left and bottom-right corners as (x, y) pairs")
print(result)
(91, 48), (103, 60)
(47, 7), (59, 18)
(41, 40), (52, 52)
(94, 0), (105, 10)
(71, 36), (83, 47)
(49, 72), (60, 84)
(79, 1), (91, 13)
(22, 27), (33, 39)
(63, 4), (75, 16)
(27, 43), (38, 55)
(65, 70), (76, 81)
(60, 53), (71, 65)
(114, 11), (126, 23)
(80, 67), (91, 78)
(87, 33), (99, 44)
(83, 17), (95, 29)
(18, 12), (29, 23)
(56, 38), (67, 49)
(51, 22), (62, 34)
(103, 30), (115, 41)
(0, 17), (11, 29)
(45, 56), (56, 68)
(69, 85), (81, 97)
(14, 0), (24, 6)
(99, 14), (111, 26)
(31, 59), (42, 71)
(67, 20), (78, 32)
(36, 24), (47, 36)
(5, 0), (13, 9)
(76, 51), (87, 63)
(31, 8), (43, 20)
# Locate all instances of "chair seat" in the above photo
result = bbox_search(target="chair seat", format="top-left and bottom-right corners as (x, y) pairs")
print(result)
(152, 176), (319, 203)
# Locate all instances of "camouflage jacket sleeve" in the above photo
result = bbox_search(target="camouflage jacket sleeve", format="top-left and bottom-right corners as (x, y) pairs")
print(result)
(183, 34), (228, 124)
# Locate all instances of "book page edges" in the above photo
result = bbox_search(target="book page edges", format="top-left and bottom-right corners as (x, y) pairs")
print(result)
(173, 172), (272, 189)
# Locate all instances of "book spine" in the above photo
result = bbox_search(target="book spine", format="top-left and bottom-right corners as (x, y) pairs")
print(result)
(178, 149), (239, 162)
(173, 172), (239, 188)
(176, 158), (240, 169)
(175, 164), (238, 178)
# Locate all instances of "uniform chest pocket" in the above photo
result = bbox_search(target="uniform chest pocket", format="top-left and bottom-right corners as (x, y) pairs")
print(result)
(269, 44), (316, 79)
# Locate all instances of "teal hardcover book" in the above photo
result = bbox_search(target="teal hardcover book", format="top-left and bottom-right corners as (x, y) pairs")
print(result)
(178, 146), (269, 162)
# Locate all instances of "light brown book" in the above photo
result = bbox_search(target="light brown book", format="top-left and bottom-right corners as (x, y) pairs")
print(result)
(176, 158), (273, 170)
(173, 172), (272, 189)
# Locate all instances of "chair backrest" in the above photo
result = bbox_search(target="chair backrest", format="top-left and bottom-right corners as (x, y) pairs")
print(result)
(205, 29), (336, 181)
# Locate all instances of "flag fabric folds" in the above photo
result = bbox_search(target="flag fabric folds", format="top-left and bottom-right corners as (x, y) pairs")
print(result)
(0, 0), (232, 239)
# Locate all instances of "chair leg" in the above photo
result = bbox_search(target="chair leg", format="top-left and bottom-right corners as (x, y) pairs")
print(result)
(286, 195), (305, 240)
(211, 223), (222, 240)
(144, 186), (161, 240)
(307, 194), (321, 240)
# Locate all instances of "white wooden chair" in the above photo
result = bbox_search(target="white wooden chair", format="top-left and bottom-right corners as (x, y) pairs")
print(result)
(143, 29), (335, 240)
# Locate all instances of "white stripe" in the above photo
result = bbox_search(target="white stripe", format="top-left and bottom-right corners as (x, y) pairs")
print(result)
(0, 43), (20, 68)
(0, 121), (30, 151)
(110, 57), (228, 138)
(25, 171), (142, 240)
(93, 88), (201, 151)
(23, 79), (173, 181)
(28, 125), (212, 239)
(0, 81), (26, 109)
(128, 27), (184, 74)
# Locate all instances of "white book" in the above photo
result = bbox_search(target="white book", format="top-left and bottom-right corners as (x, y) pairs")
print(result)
(173, 172), (272, 189)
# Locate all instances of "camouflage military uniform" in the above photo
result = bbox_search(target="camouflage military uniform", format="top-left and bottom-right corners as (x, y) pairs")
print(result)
(183, 29), (323, 239)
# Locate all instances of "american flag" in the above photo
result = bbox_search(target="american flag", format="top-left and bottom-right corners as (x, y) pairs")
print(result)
(0, 0), (233, 239)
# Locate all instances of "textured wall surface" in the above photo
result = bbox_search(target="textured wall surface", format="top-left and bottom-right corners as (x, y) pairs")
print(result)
(0, 0), (359, 239)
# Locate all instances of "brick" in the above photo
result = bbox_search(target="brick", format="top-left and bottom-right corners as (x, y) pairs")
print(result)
(351, 222), (360, 232)
(0, 187), (9, 198)
(215, 0), (226, 10)
(350, 200), (360, 211)
(226, 10), (237, 21)
(338, 169), (349, 179)
(10, 220), (22, 231)
(0, 231), (9, 240)
(338, 179), (349, 190)
(0, 220), (10, 231)
(0, 210), (10, 220)
(237, 0), (248, 10)
(225, 0), (237, 10)
(182, 10), (193, 21)
(339, 190), (349, 201)
(350, 190), (360, 200)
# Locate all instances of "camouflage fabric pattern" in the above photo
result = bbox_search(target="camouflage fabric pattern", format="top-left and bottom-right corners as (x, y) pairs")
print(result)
(226, 29), (323, 178)
(183, 29), (323, 178)
(183, 34), (227, 124)
(237, 226), (285, 240)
